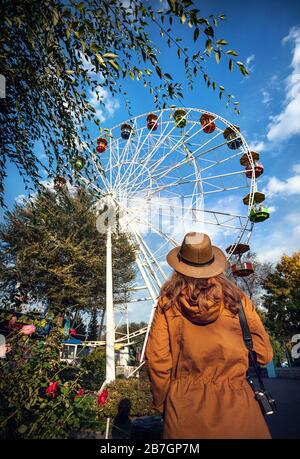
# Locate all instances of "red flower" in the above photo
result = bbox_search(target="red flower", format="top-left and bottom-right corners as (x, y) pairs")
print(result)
(74, 388), (84, 399)
(97, 389), (109, 406)
(70, 328), (76, 337)
(45, 381), (58, 398)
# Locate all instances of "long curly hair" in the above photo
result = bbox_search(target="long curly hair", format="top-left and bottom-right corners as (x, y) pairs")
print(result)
(159, 271), (244, 315)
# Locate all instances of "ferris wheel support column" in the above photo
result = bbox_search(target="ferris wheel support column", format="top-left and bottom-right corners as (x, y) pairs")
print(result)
(105, 225), (116, 384)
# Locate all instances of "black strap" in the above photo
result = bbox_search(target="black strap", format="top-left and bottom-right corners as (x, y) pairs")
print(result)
(238, 300), (266, 391)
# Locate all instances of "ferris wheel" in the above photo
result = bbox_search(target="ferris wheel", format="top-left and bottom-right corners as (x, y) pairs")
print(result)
(62, 107), (269, 384)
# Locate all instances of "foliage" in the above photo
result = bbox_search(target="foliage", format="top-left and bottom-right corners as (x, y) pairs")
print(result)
(80, 346), (106, 391)
(0, 0), (249, 206)
(269, 335), (286, 367)
(72, 394), (106, 433)
(0, 188), (136, 314)
(87, 308), (99, 341)
(262, 252), (300, 343)
(96, 377), (161, 419)
(0, 315), (89, 438)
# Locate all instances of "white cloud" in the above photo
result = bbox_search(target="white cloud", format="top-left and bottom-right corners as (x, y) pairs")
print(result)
(89, 86), (120, 123)
(248, 140), (267, 152)
(246, 54), (255, 72)
(263, 173), (300, 197)
(261, 89), (271, 105)
(267, 26), (300, 142)
(255, 212), (300, 263)
(292, 163), (300, 173)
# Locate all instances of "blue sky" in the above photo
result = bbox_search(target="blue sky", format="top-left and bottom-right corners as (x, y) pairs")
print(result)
(1, 0), (300, 323)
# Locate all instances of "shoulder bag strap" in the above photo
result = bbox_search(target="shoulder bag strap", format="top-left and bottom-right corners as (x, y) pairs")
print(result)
(238, 300), (266, 391)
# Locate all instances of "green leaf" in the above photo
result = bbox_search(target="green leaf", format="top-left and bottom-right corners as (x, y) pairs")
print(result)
(102, 53), (119, 59)
(75, 2), (85, 10)
(226, 50), (238, 56)
(229, 59), (234, 71)
(53, 9), (59, 26)
(215, 50), (221, 64)
(167, 0), (176, 12)
(95, 54), (106, 66)
(18, 425), (28, 434)
(66, 70), (75, 75)
(204, 26), (214, 37)
(108, 60), (119, 71)
(180, 13), (186, 24)
(216, 39), (228, 46)
(193, 27), (199, 42)
(90, 43), (101, 53)
(155, 66), (162, 78)
(212, 81), (216, 90)
(205, 39), (213, 54)
(80, 40), (86, 53)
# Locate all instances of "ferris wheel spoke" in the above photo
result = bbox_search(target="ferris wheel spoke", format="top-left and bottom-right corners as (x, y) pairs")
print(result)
(199, 150), (245, 175)
(148, 139), (228, 188)
(120, 111), (166, 184)
(116, 197), (179, 246)
(116, 116), (172, 191)
(129, 225), (167, 289)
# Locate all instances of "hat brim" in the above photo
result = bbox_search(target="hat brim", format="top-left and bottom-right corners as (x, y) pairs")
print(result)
(166, 245), (228, 279)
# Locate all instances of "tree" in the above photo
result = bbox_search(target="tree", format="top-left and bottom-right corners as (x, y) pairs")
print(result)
(87, 308), (98, 341)
(226, 251), (273, 307)
(72, 312), (87, 340)
(0, 0), (249, 206)
(0, 188), (136, 315)
(262, 252), (300, 345)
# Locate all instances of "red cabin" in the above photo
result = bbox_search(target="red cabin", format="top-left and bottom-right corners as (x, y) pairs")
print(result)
(231, 262), (255, 277)
(200, 113), (216, 134)
(226, 243), (254, 277)
(245, 161), (264, 178)
(96, 137), (108, 153)
(147, 113), (158, 131)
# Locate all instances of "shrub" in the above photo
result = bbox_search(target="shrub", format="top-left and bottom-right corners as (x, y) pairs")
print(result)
(96, 377), (161, 419)
(0, 315), (91, 438)
(80, 346), (106, 391)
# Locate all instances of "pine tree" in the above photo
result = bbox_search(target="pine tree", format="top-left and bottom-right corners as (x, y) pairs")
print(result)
(87, 309), (98, 341)
(72, 312), (87, 340)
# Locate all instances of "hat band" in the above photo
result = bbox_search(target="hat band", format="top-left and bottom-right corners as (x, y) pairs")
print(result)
(177, 252), (215, 267)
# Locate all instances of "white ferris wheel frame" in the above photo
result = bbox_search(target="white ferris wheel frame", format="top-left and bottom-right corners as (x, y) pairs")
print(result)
(75, 107), (258, 387)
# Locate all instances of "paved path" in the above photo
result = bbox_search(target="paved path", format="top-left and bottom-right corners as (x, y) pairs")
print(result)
(131, 379), (300, 439)
(263, 378), (300, 439)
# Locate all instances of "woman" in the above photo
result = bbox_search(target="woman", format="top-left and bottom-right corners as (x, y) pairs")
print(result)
(144, 232), (273, 439)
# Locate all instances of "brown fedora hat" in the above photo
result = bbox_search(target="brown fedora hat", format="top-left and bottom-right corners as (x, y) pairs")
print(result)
(166, 232), (228, 279)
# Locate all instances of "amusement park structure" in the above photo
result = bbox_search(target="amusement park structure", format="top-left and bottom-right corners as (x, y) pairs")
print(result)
(54, 107), (269, 388)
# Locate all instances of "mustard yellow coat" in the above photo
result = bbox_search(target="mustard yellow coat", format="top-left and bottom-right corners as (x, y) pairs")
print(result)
(144, 292), (273, 439)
